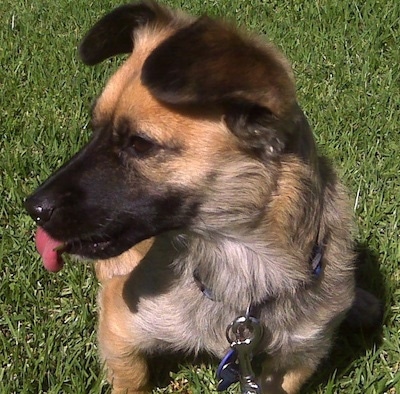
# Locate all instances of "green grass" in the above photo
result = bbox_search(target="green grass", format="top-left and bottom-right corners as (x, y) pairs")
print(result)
(0, 0), (399, 393)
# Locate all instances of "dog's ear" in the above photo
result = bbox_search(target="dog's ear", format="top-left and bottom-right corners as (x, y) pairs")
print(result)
(142, 17), (304, 159)
(79, 1), (172, 65)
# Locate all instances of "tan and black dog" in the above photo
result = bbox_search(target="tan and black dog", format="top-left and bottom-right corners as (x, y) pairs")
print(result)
(25, 2), (380, 393)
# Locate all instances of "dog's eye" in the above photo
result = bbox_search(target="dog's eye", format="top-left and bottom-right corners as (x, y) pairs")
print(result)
(126, 135), (155, 156)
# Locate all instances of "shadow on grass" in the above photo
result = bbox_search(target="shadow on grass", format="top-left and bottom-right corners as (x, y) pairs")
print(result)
(302, 241), (387, 393)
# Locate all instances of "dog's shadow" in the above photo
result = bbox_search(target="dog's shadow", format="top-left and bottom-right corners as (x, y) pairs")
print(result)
(302, 241), (386, 393)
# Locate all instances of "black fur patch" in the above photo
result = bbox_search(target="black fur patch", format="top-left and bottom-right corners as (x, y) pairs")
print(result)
(25, 126), (201, 259)
(224, 101), (287, 159)
(141, 17), (298, 160)
(79, 2), (160, 65)
(141, 17), (294, 110)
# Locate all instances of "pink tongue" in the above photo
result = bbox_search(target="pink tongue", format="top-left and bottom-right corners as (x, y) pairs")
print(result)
(35, 227), (64, 272)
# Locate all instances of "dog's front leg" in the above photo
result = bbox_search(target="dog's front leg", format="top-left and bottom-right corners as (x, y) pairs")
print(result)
(260, 363), (315, 394)
(98, 275), (151, 394)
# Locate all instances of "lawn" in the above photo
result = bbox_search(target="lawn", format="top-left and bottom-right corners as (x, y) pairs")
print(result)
(0, 0), (399, 393)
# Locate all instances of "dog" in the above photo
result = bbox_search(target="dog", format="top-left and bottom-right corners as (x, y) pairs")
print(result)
(25, 2), (381, 393)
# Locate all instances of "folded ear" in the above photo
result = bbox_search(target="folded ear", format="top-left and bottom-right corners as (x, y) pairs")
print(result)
(79, 1), (172, 65)
(142, 17), (307, 159)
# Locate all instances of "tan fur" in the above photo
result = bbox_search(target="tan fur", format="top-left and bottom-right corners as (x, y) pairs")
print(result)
(98, 275), (150, 393)
(96, 239), (153, 283)
(261, 364), (315, 394)
(95, 27), (173, 118)
(95, 68), (239, 191)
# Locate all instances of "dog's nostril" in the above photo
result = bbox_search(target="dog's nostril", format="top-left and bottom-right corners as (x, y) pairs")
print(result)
(33, 206), (53, 225)
(24, 196), (55, 226)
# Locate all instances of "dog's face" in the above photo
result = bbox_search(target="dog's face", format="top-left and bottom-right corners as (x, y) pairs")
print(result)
(25, 2), (315, 261)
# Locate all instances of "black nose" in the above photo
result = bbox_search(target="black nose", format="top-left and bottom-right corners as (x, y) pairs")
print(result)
(24, 194), (55, 226)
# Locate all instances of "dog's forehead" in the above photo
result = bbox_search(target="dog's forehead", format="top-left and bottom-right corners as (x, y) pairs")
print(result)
(94, 27), (172, 118)
(92, 28), (231, 147)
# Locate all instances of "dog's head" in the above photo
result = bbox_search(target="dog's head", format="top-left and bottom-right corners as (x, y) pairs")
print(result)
(25, 1), (316, 266)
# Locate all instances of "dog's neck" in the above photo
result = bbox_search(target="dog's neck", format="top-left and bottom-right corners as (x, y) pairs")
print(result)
(171, 158), (324, 311)
(174, 230), (317, 311)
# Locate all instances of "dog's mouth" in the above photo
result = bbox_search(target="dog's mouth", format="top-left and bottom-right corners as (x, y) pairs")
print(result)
(35, 227), (115, 272)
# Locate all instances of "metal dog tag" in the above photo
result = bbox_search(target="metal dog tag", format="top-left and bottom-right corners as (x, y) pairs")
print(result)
(227, 315), (263, 394)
